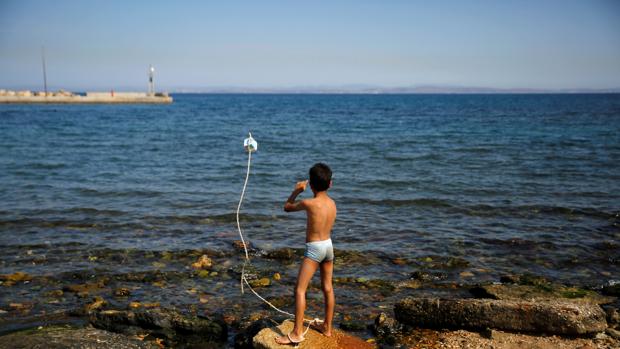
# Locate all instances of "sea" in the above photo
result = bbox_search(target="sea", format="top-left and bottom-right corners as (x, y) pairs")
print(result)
(0, 94), (619, 337)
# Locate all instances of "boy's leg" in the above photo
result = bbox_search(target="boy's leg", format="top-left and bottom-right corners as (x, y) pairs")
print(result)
(319, 260), (334, 336)
(275, 257), (318, 344)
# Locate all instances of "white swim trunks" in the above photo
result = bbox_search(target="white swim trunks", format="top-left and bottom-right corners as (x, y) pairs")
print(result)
(304, 238), (334, 263)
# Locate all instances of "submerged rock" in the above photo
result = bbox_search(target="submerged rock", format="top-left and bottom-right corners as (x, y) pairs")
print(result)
(265, 248), (302, 262)
(0, 325), (157, 349)
(85, 296), (107, 312)
(248, 277), (271, 288)
(395, 297), (607, 335)
(252, 319), (374, 349)
(0, 272), (32, 285)
(191, 254), (212, 269)
(89, 307), (227, 344)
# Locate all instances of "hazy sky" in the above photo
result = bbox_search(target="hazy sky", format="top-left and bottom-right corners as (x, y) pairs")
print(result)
(1, 0), (619, 91)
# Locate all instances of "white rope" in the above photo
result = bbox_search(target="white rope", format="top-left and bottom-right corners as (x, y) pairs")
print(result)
(236, 146), (322, 335)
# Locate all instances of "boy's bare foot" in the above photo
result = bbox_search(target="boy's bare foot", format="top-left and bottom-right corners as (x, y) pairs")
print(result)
(311, 322), (332, 337)
(275, 332), (304, 345)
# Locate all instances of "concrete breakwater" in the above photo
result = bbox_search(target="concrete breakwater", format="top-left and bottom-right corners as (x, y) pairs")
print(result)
(0, 89), (172, 104)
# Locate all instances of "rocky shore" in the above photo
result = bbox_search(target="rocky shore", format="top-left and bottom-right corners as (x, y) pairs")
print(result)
(0, 242), (618, 348)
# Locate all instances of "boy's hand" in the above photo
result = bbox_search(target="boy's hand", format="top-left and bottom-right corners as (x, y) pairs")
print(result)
(294, 180), (308, 192)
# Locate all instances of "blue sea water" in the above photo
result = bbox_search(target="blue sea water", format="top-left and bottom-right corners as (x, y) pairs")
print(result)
(1, 94), (619, 288)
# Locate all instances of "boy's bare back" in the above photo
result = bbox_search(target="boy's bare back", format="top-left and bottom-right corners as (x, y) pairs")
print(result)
(284, 180), (337, 242)
(303, 193), (336, 242)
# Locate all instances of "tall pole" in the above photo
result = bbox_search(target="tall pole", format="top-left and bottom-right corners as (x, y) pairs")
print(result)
(148, 65), (155, 95)
(41, 47), (48, 96)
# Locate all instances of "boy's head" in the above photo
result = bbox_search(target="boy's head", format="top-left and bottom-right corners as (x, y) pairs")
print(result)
(309, 163), (332, 192)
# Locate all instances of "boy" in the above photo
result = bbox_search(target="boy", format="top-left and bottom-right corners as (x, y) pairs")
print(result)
(275, 163), (336, 345)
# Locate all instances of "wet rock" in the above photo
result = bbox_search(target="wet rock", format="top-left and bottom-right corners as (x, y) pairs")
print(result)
(459, 271), (474, 278)
(339, 319), (367, 331)
(500, 274), (520, 284)
(191, 254), (212, 269)
(373, 312), (402, 345)
(248, 277), (271, 288)
(234, 318), (276, 349)
(410, 270), (448, 282)
(470, 284), (614, 305)
(114, 287), (131, 297)
(395, 297), (607, 335)
(0, 325), (157, 349)
(90, 308), (227, 343)
(602, 283), (620, 297)
(252, 319), (374, 349)
(0, 272), (32, 285)
(85, 296), (107, 312)
(128, 302), (160, 309)
(606, 328), (620, 340)
(233, 240), (251, 251)
(265, 248), (301, 262)
(45, 289), (64, 298)
(605, 307), (619, 327)
(63, 279), (107, 297)
(197, 270), (211, 278)
(417, 256), (470, 269)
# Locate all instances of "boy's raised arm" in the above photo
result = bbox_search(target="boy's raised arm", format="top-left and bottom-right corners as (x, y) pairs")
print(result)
(284, 180), (308, 212)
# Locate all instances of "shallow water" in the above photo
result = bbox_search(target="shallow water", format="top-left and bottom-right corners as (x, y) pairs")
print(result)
(1, 94), (619, 339)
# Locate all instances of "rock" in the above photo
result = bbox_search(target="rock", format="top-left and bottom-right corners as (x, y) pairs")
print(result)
(248, 277), (271, 288)
(470, 284), (614, 305)
(0, 272), (32, 283)
(410, 270), (448, 282)
(605, 307), (619, 327)
(233, 240), (251, 251)
(500, 274), (520, 284)
(191, 254), (212, 269)
(394, 297), (607, 335)
(602, 283), (620, 297)
(197, 270), (211, 278)
(265, 248), (300, 261)
(459, 271), (474, 278)
(373, 312), (402, 345)
(0, 325), (157, 349)
(89, 308), (227, 344)
(339, 319), (367, 331)
(252, 319), (374, 349)
(45, 289), (64, 298)
(63, 280), (107, 297)
(234, 318), (276, 349)
(85, 296), (107, 312)
(606, 328), (620, 340)
(114, 288), (131, 297)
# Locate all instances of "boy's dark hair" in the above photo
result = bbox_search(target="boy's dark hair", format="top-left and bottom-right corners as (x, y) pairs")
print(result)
(309, 163), (332, 192)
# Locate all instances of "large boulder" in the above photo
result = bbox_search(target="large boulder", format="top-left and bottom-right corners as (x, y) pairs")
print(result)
(395, 297), (607, 335)
(470, 283), (615, 305)
(0, 325), (157, 349)
(90, 308), (226, 345)
(252, 319), (374, 349)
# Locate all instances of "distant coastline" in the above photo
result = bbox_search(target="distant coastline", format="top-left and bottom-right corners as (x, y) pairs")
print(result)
(167, 85), (620, 94)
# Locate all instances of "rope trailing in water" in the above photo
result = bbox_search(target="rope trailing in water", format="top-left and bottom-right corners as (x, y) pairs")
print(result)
(236, 139), (321, 335)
